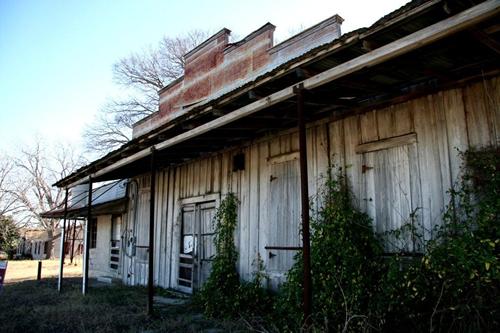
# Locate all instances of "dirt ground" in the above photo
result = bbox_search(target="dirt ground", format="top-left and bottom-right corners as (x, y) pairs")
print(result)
(3, 258), (83, 284)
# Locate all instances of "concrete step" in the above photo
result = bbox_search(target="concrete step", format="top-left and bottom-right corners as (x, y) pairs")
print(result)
(96, 276), (113, 284)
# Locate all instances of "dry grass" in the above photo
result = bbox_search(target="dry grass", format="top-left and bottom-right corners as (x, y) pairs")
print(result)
(4, 259), (82, 283)
(0, 263), (252, 333)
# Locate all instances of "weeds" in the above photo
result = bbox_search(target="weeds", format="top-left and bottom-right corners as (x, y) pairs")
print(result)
(0, 278), (250, 333)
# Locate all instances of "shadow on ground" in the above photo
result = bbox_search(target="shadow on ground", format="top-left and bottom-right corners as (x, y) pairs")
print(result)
(0, 278), (250, 333)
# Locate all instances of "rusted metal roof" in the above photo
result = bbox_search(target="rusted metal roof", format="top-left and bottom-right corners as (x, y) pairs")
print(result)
(54, 0), (499, 188)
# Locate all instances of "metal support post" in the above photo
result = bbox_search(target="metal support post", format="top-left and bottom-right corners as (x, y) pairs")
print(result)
(37, 261), (42, 280)
(147, 148), (156, 315)
(70, 220), (77, 264)
(58, 188), (69, 292)
(294, 83), (313, 327)
(83, 178), (92, 295)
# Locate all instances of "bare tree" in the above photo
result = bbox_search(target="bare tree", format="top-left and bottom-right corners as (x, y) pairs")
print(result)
(4, 142), (83, 256)
(0, 159), (21, 217)
(84, 30), (209, 154)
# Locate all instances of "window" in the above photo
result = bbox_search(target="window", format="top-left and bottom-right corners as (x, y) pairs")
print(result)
(89, 218), (97, 249)
(111, 214), (122, 247)
(44, 241), (49, 255)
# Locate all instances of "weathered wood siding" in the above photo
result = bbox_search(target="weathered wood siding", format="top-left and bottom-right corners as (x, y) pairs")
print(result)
(124, 76), (499, 289)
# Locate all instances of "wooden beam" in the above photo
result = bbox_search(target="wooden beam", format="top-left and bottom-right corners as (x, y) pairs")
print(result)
(360, 0), (442, 39)
(356, 133), (417, 154)
(304, 0), (500, 91)
(63, 0), (500, 187)
(147, 148), (156, 316)
(470, 28), (500, 55)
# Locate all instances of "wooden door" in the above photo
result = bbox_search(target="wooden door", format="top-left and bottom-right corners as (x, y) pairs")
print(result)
(362, 143), (422, 252)
(177, 201), (216, 292)
(195, 201), (216, 288)
(266, 159), (301, 283)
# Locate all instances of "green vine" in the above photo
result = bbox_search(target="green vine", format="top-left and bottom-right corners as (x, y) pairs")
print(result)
(275, 168), (383, 331)
(196, 192), (240, 318)
(196, 193), (272, 319)
(197, 148), (499, 332)
(275, 148), (499, 331)
(377, 147), (500, 331)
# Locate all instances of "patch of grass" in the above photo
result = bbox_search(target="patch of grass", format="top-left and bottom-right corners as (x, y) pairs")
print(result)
(0, 278), (251, 333)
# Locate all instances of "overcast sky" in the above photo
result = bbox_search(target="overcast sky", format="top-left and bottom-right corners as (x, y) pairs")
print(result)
(0, 0), (408, 156)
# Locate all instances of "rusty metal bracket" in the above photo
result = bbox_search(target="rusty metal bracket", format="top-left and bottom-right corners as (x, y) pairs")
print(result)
(362, 165), (374, 173)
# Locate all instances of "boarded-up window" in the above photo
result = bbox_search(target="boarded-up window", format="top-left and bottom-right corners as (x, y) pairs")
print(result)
(360, 138), (422, 253)
(267, 158), (301, 277)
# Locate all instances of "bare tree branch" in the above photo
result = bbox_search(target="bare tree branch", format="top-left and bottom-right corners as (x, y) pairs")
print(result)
(1, 142), (84, 255)
(84, 30), (209, 154)
(0, 159), (23, 216)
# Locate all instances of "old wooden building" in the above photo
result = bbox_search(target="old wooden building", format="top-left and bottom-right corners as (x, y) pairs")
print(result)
(54, 0), (499, 295)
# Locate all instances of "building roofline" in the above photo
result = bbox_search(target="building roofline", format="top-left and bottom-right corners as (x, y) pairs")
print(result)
(54, 0), (498, 188)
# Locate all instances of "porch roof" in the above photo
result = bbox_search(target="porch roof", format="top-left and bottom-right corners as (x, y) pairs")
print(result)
(41, 180), (128, 218)
(54, 0), (500, 188)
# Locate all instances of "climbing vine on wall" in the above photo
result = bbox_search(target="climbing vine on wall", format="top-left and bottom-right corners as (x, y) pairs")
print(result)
(196, 192), (271, 319)
(275, 148), (500, 332)
(197, 147), (499, 332)
(275, 168), (384, 331)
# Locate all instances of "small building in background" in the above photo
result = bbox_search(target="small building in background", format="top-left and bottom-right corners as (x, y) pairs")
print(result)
(16, 229), (51, 260)
(41, 179), (128, 281)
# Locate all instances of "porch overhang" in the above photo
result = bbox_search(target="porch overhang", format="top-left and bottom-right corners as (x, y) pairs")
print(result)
(40, 198), (127, 219)
(54, 0), (500, 188)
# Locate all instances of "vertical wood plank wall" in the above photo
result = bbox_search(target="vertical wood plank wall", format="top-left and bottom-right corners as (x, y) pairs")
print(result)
(124, 77), (499, 289)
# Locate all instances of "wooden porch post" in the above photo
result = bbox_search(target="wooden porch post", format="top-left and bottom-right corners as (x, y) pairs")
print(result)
(70, 220), (77, 264)
(57, 188), (69, 292)
(294, 83), (313, 327)
(147, 147), (156, 315)
(83, 177), (92, 295)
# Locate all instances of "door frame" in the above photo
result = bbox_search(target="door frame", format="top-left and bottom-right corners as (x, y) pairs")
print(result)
(177, 193), (220, 293)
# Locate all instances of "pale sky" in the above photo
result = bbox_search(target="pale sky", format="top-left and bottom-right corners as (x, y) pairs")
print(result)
(0, 0), (408, 156)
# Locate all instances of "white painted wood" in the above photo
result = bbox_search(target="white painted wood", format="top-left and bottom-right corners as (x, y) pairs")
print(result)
(394, 102), (414, 136)
(124, 76), (500, 291)
(266, 158), (301, 289)
(356, 133), (417, 154)
(414, 96), (447, 240)
(363, 145), (419, 252)
(179, 193), (221, 205)
(328, 120), (345, 169)
(238, 146), (251, 279)
(376, 106), (395, 140)
(344, 116), (363, 208)
(248, 143), (261, 280)
(360, 110), (379, 143)
(267, 151), (299, 165)
(464, 78), (500, 147)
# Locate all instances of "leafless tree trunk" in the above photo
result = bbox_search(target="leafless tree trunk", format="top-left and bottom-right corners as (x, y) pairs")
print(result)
(84, 30), (209, 154)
